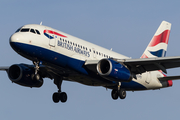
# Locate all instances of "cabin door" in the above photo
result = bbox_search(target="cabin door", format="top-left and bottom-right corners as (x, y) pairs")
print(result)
(49, 33), (56, 47)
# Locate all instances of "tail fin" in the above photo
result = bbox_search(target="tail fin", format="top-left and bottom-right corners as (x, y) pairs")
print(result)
(141, 21), (171, 58)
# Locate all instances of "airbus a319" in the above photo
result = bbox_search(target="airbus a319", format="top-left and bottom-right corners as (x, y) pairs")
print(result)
(1, 21), (180, 103)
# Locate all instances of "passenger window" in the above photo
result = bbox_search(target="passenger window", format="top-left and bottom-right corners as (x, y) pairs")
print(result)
(30, 29), (36, 34)
(21, 28), (30, 32)
(35, 30), (41, 35)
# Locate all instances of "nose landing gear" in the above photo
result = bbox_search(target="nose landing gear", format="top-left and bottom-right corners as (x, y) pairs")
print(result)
(32, 61), (41, 81)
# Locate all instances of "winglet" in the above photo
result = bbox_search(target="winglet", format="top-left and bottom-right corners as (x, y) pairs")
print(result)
(141, 21), (171, 58)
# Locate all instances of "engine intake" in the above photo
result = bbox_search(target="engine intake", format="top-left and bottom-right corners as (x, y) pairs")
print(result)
(97, 59), (132, 82)
(8, 64), (43, 87)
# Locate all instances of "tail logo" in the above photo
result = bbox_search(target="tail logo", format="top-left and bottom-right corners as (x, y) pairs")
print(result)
(141, 21), (171, 58)
(149, 49), (166, 57)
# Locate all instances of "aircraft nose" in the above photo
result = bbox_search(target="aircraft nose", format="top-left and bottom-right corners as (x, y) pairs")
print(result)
(10, 33), (24, 43)
(9, 33), (24, 51)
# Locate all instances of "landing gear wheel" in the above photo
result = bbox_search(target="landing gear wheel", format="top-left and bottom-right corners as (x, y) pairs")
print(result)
(53, 92), (60, 103)
(60, 92), (67, 103)
(118, 89), (126, 99)
(111, 89), (118, 100)
(52, 92), (67, 103)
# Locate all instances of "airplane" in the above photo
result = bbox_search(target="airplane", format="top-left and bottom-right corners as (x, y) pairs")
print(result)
(1, 20), (180, 103)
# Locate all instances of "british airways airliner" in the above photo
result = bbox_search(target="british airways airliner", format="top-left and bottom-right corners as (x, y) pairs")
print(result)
(1, 21), (180, 103)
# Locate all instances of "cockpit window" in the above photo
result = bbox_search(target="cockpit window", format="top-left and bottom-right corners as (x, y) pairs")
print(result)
(21, 28), (30, 32)
(15, 28), (21, 33)
(35, 29), (40, 35)
(17, 27), (41, 35)
(30, 29), (36, 34)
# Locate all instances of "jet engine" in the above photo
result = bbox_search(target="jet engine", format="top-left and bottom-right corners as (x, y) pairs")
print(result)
(97, 59), (132, 82)
(8, 64), (43, 87)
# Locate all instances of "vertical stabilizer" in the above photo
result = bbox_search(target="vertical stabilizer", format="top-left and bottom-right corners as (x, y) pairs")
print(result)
(141, 21), (171, 58)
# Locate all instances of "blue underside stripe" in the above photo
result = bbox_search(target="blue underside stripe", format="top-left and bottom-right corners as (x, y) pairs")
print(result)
(10, 42), (146, 90)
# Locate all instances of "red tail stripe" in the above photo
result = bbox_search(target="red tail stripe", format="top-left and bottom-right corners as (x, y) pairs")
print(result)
(149, 30), (170, 47)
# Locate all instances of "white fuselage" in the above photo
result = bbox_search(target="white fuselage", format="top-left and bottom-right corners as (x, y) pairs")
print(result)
(10, 24), (170, 91)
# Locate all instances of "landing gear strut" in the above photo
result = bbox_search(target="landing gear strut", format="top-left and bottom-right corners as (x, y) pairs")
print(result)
(32, 61), (41, 81)
(52, 76), (67, 103)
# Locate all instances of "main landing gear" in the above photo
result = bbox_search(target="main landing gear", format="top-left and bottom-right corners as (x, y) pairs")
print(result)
(111, 82), (126, 100)
(111, 89), (126, 100)
(52, 76), (67, 103)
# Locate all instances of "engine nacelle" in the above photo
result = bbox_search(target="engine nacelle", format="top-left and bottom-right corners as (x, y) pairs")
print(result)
(97, 59), (132, 82)
(8, 64), (43, 87)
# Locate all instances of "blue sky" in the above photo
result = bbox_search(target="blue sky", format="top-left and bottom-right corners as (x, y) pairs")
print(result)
(0, 0), (180, 120)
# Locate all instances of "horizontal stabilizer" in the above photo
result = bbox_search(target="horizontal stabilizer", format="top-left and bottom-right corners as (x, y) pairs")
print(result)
(158, 75), (180, 81)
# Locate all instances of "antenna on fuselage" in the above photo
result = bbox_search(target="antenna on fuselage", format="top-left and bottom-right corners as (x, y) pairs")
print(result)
(40, 22), (42, 25)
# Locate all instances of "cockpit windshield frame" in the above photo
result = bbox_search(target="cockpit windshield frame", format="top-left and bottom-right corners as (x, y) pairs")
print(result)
(15, 27), (41, 35)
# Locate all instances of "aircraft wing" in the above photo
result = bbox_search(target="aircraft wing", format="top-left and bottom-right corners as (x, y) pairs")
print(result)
(120, 56), (180, 74)
(85, 56), (180, 74)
